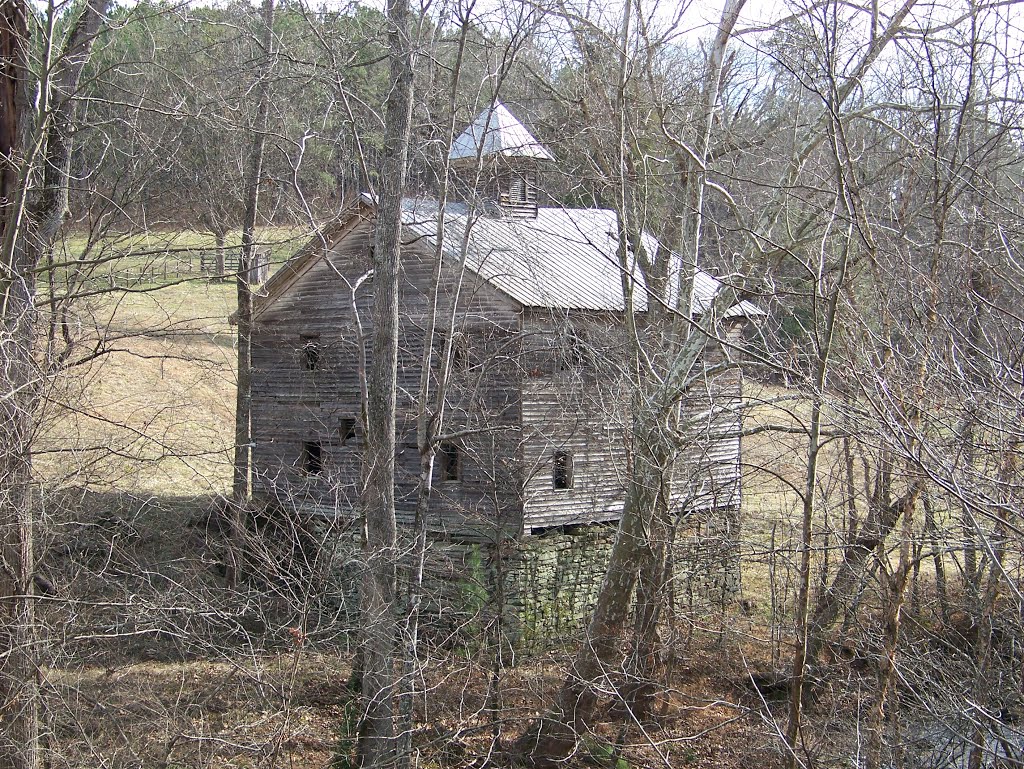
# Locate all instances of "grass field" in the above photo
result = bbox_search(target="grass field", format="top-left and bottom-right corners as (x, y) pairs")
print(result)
(35, 227), (314, 496)
(36, 279), (239, 496)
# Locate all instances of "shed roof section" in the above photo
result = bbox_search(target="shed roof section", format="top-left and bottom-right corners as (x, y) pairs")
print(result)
(399, 197), (759, 317)
(448, 102), (555, 162)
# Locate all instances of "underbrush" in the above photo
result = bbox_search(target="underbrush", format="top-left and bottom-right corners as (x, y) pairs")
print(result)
(32, 491), (788, 768)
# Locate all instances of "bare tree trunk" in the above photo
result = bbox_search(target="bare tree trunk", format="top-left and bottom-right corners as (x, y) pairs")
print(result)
(966, 452), (1014, 769)
(228, 0), (275, 587)
(0, 9), (37, 765)
(396, 13), (474, 765)
(0, 3), (108, 768)
(357, 0), (413, 762)
(624, 515), (669, 721)
(784, 209), (854, 768)
(517, 317), (733, 763)
(516, 4), (746, 764)
(0, 254), (40, 769)
(866, 470), (915, 769)
(923, 495), (949, 624)
(803, 484), (920, 666)
(518, 406), (672, 761)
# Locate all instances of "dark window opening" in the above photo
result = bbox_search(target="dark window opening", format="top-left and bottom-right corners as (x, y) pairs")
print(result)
(553, 450), (573, 490)
(301, 335), (321, 371)
(531, 522), (600, 537)
(437, 332), (468, 373)
(450, 333), (468, 371)
(439, 442), (460, 482)
(339, 418), (356, 445)
(560, 327), (588, 371)
(302, 440), (323, 475)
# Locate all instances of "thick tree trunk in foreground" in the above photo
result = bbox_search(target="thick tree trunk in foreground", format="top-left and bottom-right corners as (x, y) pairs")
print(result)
(516, 323), (726, 764)
(357, 0), (413, 763)
(0, 259), (40, 769)
(1, 3), (108, 767)
(1, 9), (37, 766)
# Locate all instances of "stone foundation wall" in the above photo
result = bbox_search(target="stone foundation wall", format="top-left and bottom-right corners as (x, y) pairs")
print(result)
(251, 505), (740, 653)
(416, 512), (741, 653)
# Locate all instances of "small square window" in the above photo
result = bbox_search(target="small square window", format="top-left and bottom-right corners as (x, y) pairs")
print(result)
(438, 332), (468, 372)
(339, 417), (356, 445)
(553, 450), (573, 490)
(439, 442), (460, 482)
(560, 326), (588, 371)
(451, 338), (467, 371)
(302, 440), (323, 475)
(301, 335), (321, 371)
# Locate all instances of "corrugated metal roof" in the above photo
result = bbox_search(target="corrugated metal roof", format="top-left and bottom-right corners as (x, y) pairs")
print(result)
(399, 197), (760, 317)
(448, 102), (555, 162)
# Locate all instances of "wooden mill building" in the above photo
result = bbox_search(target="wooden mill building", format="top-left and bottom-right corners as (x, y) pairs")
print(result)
(246, 104), (756, 614)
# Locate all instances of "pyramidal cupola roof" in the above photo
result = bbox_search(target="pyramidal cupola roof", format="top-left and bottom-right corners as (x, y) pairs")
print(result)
(449, 102), (554, 162)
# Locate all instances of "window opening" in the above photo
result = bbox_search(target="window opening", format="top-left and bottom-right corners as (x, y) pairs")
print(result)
(560, 326), (588, 371)
(302, 440), (323, 475)
(439, 442), (460, 482)
(438, 332), (468, 373)
(449, 332), (468, 371)
(301, 334), (321, 371)
(553, 450), (573, 490)
(339, 418), (356, 445)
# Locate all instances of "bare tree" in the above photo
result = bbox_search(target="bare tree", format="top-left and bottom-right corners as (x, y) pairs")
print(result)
(357, 0), (414, 762)
(229, 0), (276, 587)
(515, 0), (749, 761)
(1, 2), (110, 767)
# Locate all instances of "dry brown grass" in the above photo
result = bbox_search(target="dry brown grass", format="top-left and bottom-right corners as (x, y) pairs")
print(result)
(48, 653), (352, 769)
(36, 280), (237, 496)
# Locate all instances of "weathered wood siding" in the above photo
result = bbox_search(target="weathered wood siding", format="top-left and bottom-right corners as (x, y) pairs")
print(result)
(250, 216), (374, 516)
(518, 312), (744, 533)
(423, 260), (523, 541)
(519, 310), (631, 532)
(250, 216), (526, 540)
(250, 210), (746, 546)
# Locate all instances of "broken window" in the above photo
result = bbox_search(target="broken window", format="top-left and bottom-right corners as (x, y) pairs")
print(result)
(559, 325), (588, 371)
(301, 334), (321, 371)
(302, 440), (324, 475)
(450, 333), (468, 371)
(339, 417), (356, 445)
(438, 332), (468, 373)
(553, 450), (573, 490)
(439, 442), (460, 482)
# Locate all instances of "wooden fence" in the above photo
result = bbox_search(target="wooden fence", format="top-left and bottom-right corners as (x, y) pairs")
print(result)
(99, 248), (272, 288)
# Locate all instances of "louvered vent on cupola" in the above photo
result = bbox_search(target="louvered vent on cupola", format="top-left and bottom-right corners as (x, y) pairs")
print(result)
(448, 102), (553, 219)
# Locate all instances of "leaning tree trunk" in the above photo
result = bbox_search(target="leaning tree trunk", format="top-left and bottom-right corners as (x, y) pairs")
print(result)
(516, 4), (746, 762)
(0, 3), (109, 768)
(802, 483), (921, 666)
(516, 310), (734, 764)
(356, 0), (413, 763)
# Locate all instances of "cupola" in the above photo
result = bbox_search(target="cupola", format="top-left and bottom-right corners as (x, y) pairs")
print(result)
(448, 102), (553, 219)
